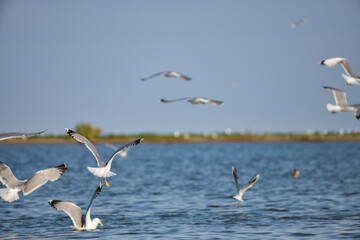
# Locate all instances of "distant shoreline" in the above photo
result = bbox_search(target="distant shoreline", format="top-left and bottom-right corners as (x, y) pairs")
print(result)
(1, 134), (360, 144)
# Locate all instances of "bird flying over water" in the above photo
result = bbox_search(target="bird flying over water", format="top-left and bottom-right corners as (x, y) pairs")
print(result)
(0, 130), (47, 141)
(232, 166), (259, 207)
(160, 97), (224, 105)
(323, 86), (360, 119)
(320, 57), (360, 86)
(65, 128), (143, 187)
(141, 71), (191, 81)
(49, 186), (103, 230)
(0, 162), (67, 203)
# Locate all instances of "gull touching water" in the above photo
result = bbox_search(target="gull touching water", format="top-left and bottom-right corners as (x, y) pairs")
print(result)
(160, 97), (224, 105)
(0, 130), (47, 141)
(0, 162), (67, 203)
(65, 128), (143, 187)
(232, 166), (259, 207)
(320, 57), (360, 85)
(141, 71), (191, 81)
(323, 86), (360, 119)
(49, 186), (103, 230)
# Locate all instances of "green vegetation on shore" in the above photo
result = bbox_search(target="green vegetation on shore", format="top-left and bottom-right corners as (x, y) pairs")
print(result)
(2, 124), (360, 144)
(1, 132), (360, 144)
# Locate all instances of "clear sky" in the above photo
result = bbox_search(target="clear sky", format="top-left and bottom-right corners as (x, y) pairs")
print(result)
(0, 0), (360, 135)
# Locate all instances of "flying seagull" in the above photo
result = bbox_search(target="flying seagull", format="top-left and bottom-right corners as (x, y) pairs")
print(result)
(0, 130), (47, 141)
(232, 166), (259, 207)
(141, 71), (191, 81)
(320, 57), (360, 86)
(323, 86), (360, 119)
(0, 162), (67, 203)
(65, 128), (143, 187)
(291, 18), (308, 29)
(49, 186), (103, 230)
(160, 97), (224, 105)
(103, 143), (128, 157)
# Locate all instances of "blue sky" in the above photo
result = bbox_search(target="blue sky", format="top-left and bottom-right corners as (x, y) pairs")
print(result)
(0, 0), (360, 135)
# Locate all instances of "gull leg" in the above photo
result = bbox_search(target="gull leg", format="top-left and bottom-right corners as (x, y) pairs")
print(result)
(105, 177), (110, 187)
(99, 178), (102, 188)
(331, 111), (336, 114)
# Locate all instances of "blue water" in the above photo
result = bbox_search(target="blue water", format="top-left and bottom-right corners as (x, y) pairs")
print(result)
(0, 142), (360, 239)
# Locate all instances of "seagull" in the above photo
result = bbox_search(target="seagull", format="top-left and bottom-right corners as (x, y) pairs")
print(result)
(292, 168), (300, 178)
(49, 186), (103, 230)
(160, 97), (224, 105)
(141, 71), (191, 81)
(291, 18), (308, 29)
(103, 143), (128, 157)
(320, 57), (360, 85)
(323, 86), (360, 119)
(65, 128), (143, 187)
(0, 130), (47, 141)
(232, 166), (260, 207)
(0, 162), (67, 203)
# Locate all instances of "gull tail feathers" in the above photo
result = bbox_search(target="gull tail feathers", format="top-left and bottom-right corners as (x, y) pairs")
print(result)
(87, 167), (116, 178)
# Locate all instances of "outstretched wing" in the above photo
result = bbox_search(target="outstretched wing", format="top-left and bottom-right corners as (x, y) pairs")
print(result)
(0, 162), (21, 188)
(49, 200), (84, 228)
(323, 86), (348, 106)
(65, 128), (105, 167)
(340, 58), (359, 78)
(106, 138), (144, 167)
(208, 99), (224, 105)
(159, 98), (190, 103)
(0, 130), (47, 141)
(175, 72), (192, 80)
(239, 174), (260, 195)
(85, 186), (102, 225)
(22, 164), (67, 196)
(232, 166), (240, 193)
(141, 72), (165, 81)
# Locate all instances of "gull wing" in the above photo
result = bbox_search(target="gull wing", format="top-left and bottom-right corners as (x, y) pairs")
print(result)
(176, 72), (192, 80)
(106, 138), (143, 167)
(49, 200), (84, 228)
(141, 72), (165, 81)
(0, 130), (47, 141)
(65, 128), (105, 167)
(239, 174), (260, 195)
(341, 59), (360, 78)
(22, 164), (67, 196)
(232, 166), (240, 193)
(208, 99), (224, 105)
(323, 86), (348, 106)
(159, 98), (190, 103)
(0, 162), (21, 188)
(85, 186), (102, 225)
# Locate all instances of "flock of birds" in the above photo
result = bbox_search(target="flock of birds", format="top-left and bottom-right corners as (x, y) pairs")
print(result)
(0, 129), (142, 230)
(1, 61), (357, 231)
(321, 57), (360, 120)
(0, 129), (303, 229)
(141, 71), (224, 106)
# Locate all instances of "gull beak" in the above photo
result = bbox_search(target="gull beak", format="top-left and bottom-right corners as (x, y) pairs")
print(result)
(99, 221), (103, 226)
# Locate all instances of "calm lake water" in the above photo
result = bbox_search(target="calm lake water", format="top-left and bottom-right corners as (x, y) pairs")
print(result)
(0, 142), (359, 239)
